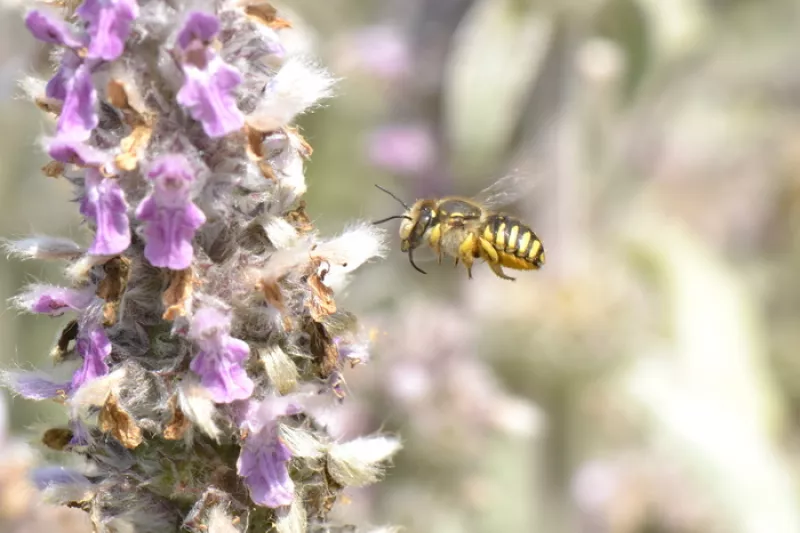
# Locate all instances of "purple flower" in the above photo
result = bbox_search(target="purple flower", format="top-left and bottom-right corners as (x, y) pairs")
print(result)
(46, 51), (82, 101)
(367, 124), (435, 175)
(177, 11), (219, 50)
(135, 154), (206, 269)
(237, 396), (302, 507)
(76, 0), (139, 61)
(57, 61), (98, 140)
(14, 284), (96, 316)
(334, 335), (370, 366)
(31, 466), (91, 491)
(178, 57), (244, 138)
(350, 25), (411, 81)
(188, 307), (254, 403)
(79, 169), (131, 256)
(71, 319), (111, 390)
(46, 137), (108, 166)
(239, 439), (293, 507)
(25, 10), (84, 48)
(175, 13), (243, 138)
(1, 371), (71, 401)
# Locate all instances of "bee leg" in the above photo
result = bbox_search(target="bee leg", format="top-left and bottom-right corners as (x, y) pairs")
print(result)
(478, 237), (515, 281)
(458, 234), (477, 279)
(453, 257), (459, 267)
(478, 238), (499, 263)
(461, 256), (474, 279)
(488, 261), (516, 281)
(429, 225), (443, 264)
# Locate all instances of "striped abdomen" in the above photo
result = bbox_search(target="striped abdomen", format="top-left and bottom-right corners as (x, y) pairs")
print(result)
(481, 214), (545, 269)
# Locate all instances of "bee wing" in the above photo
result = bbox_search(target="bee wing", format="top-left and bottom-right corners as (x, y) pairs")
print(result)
(471, 170), (540, 211)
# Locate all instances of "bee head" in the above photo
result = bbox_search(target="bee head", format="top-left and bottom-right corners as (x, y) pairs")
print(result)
(372, 185), (432, 275)
(399, 200), (437, 252)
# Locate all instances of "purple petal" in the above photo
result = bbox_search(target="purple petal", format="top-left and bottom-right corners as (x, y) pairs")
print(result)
(25, 10), (84, 48)
(15, 284), (95, 316)
(31, 466), (91, 491)
(2, 372), (71, 400)
(172, 12), (241, 138)
(46, 51), (82, 101)
(334, 336), (370, 365)
(137, 199), (205, 269)
(188, 307), (254, 404)
(135, 155), (205, 269)
(239, 395), (304, 435)
(190, 346), (255, 403)
(237, 439), (294, 508)
(177, 11), (220, 50)
(177, 59), (244, 138)
(57, 62), (98, 140)
(46, 137), (108, 166)
(145, 153), (195, 186)
(189, 306), (231, 340)
(71, 321), (110, 390)
(80, 169), (131, 256)
(69, 418), (91, 446)
(262, 39), (286, 58)
(77, 0), (139, 61)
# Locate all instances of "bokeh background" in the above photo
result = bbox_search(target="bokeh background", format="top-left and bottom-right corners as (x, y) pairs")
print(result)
(3, 0), (800, 532)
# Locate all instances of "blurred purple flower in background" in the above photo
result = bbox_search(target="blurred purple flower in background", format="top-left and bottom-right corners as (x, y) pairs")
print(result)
(367, 123), (436, 175)
(337, 25), (411, 81)
(0, 393), (94, 533)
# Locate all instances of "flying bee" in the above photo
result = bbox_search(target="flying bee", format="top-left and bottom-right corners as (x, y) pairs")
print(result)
(373, 175), (545, 281)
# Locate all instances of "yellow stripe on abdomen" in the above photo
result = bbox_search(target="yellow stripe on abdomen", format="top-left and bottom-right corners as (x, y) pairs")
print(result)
(517, 231), (532, 257)
(495, 223), (507, 249)
(506, 225), (519, 252)
(527, 239), (541, 260)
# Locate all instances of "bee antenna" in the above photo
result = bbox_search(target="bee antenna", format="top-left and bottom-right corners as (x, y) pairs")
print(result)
(372, 215), (412, 225)
(408, 249), (427, 275)
(374, 184), (410, 210)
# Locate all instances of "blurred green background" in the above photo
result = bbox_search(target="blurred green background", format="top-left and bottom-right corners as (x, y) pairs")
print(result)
(4, 0), (800, 531)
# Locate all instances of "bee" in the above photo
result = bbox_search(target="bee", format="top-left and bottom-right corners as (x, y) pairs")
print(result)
(372, 176), (545, 281)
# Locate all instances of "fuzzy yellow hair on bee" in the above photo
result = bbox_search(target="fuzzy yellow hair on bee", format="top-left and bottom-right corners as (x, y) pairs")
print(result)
(372, 176), (545, 281)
